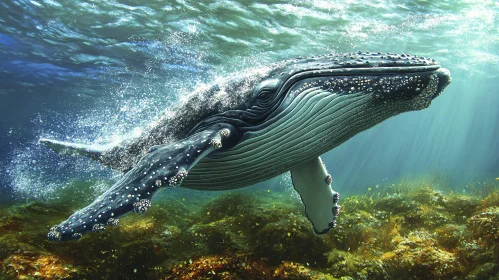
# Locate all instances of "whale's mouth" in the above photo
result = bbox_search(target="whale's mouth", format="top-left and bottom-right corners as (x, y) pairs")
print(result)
(434, 68), (452, 99)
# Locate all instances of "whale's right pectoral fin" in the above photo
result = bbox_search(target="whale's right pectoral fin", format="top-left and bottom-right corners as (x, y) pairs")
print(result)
(39, 138), (108, 161)
(291, 156), (340, 235)
(47, 125), (236, 241)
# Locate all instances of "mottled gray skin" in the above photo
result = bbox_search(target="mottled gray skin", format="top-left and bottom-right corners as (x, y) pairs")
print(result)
(42, 51), (451, 241)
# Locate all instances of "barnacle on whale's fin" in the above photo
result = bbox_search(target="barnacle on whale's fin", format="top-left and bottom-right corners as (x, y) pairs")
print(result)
(291, 156), (340, 235)
(47, 125), (236, 241)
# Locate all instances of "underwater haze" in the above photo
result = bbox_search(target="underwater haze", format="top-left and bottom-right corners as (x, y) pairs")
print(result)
(1, 0), (499, 279)
(1, 0), (498, 199)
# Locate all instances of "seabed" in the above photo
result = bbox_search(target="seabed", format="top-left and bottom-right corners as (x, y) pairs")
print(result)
(1, 176), (499, 280)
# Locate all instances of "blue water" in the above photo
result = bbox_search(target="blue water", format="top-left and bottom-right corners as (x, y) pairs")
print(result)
(1, 0), (499, 201)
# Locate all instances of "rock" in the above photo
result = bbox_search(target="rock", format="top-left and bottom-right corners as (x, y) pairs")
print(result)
(468, 207), (499, 247)
(252, 213), (331, 266)
(381, 230), (463, 279)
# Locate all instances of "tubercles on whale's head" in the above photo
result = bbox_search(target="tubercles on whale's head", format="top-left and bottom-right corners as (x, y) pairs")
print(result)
(280, 52), (451, 115)
(245, 51), (452, 131)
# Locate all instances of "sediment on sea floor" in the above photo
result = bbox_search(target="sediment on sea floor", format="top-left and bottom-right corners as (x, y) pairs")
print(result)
(1, 178), (499, 279)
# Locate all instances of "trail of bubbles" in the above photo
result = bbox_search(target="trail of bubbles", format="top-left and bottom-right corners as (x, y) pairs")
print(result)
(7, 142), (118, 202)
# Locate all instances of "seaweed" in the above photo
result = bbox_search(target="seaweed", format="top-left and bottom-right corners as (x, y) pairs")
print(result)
(1, 177), (499, 279)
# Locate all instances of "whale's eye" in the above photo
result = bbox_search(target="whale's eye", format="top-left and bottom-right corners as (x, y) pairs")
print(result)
(253, 79), (280, 108)
(257, 90), (274, 107)
(258, 90), (271, 99)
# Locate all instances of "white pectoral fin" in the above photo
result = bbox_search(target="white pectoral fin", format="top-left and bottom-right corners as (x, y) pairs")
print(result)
(290, 156), (340, 235)
(39, 138), (106, 159)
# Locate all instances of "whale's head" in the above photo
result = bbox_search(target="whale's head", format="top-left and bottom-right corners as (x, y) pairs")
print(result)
(283, 51), (450, 106)
(251, 51), (451, 118)
(246, 51), (451, 143)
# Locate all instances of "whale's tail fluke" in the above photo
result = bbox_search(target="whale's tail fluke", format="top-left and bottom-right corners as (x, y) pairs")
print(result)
(39, 138), (107, 161)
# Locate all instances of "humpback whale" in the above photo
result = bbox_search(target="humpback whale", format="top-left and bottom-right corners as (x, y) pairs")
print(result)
(41, 51), (451, 241)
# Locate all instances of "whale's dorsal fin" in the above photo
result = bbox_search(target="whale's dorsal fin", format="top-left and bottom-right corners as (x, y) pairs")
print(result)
(290, 156), (340, 235)
(39, 138), (108, 161)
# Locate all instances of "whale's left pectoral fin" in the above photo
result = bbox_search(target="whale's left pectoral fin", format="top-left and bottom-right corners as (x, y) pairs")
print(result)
(291, 156), (340, 235)
(47, 125), (235, 241)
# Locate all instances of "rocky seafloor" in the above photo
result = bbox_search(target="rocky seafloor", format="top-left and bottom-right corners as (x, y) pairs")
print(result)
(1, 178), (499, 280)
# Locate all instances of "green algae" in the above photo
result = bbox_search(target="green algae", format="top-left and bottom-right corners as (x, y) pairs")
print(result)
(468, 206), (499, 247)
(381, 230), (464, 279)
(1, 178), (499, 279)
